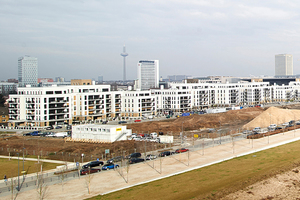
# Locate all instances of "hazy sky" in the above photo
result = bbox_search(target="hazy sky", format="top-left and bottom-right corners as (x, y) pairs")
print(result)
(1, 0), (300, 81)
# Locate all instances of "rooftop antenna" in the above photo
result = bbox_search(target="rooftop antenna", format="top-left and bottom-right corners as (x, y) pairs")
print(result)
(120, 45), (128, 82)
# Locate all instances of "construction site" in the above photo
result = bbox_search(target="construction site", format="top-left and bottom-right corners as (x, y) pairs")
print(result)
(2, 105), (300, 162)
(2, 104), (300, 199)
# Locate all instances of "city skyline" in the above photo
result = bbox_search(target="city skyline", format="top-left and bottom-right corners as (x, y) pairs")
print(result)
(1, 1), (300, 81)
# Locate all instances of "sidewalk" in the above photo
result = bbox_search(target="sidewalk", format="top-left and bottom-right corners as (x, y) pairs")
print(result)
(2, 129), (300, 200)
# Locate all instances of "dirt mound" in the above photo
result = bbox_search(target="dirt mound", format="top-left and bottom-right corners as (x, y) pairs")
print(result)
(130, 107), (264, 134)
(243, 107), (300, 130)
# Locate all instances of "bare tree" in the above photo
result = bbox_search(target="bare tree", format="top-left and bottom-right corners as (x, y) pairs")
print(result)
(84, 167), (94, 194)
(9, 177), (15, 200)
(36, 172), (48, 200)
(126, 160), (130, 183)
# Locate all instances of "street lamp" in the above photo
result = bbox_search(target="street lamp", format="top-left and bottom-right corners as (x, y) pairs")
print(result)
(181, 121), (184, 145)
(81, 153), (84, 164)
(23, 148), (25, 182)
(17, 153), (20, 191)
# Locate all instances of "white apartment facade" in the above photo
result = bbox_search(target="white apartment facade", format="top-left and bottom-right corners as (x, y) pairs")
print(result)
(8, 80), (300, 127)
(18, 56), (38, 87)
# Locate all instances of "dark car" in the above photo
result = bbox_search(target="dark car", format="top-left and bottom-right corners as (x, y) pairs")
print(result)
(80, 168), (101, 175)
(82, 161), (104, 169)
(175, 148), (189, 153)
(55, 126), (62, 129)
(129, 158), (144, 164)
(107, 156), (124, 163)
(30, 131), (39, 136)
(118, 121), (127, 124)
(102, 121), (108, 124)
(23, 132), (31, 136)
(159, 151), (173, 157)
(126, 152), (141, 159)
(102, 163), (119, 170)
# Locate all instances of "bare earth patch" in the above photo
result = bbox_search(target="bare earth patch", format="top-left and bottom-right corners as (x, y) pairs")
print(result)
(222, 167), (300, 200)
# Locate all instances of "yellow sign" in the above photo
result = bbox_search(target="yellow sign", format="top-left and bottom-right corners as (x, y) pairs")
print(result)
(194, 134), (198, 138)
(116, 128), (122, 132)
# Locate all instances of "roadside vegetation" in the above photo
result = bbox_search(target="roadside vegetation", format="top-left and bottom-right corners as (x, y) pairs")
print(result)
(88, 139), (300, 200)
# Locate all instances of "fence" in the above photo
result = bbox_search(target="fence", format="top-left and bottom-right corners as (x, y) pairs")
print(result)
(0, 170), (79, 196)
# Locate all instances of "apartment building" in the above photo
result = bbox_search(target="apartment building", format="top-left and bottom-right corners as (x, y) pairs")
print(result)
(8, 80), (300, 127)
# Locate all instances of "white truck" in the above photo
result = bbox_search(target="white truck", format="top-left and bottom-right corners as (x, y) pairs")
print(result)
(158, 135), (173, 143)
(54, 132), (68, 138)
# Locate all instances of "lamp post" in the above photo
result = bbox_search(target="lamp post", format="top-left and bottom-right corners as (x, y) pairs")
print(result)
(22, 148), (25, 182)
(81, 153), (84, 164)
(17, 153), (20, 191)
(268, 113), (271, 144)
(181, 121), (184, 145)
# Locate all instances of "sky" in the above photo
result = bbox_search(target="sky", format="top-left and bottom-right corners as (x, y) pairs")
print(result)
(1, 0), (300, 81)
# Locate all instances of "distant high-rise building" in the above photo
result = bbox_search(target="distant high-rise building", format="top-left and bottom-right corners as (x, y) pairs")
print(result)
(275, 54), (293, 76)
(98, 76), (103, 83)
(55, 77), (65, 82)
(18, 56), (38, 87)
(137, 60), (159, 90)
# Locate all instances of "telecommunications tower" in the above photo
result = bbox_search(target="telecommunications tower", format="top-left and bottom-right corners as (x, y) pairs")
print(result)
(120, 45), (128, 82)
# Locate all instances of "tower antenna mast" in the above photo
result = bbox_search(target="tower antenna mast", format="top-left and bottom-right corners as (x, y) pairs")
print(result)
(120, 45), (128, 82)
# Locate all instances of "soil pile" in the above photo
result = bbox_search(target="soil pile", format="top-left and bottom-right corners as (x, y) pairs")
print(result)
(130, 107), (264, 134)
(243, 107), (300, 130)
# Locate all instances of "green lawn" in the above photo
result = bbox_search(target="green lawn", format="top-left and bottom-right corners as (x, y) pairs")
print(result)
(87, 140), (300, 200)
(0, 158), (60, 180)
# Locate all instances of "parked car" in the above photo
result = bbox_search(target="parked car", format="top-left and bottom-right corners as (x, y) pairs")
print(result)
(129, 158), (144, 164)
(107, 156), (124, 163)
(282, 122), (289, 127)
(118, 121), (127, 124)
(134, 119), (141, 122)
(102, 121), (108, 124)
(102, 163), (119, 170)
(126, 152), (141, 159)
(55, 126), (62, 129)
(82, 160), (104, 168)
(45, 126), (53, 130)
(80, 168), (101, 175)
(23, 132), (31, 136)
(159, 151), (173, 157)
(146, 154), (157, 160)
(30, 131), (39, 136)
(175, 148), (189, 153)
(252, 127), (261, 132)
(268, 124), (277, 129)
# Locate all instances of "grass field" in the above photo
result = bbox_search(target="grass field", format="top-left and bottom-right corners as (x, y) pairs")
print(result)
(88, 140), (300, 200)
(0, 158), (60, 180)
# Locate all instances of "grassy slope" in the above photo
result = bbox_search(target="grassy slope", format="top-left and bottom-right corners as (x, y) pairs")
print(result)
(0, 158), (60, 180)
(88, 140), (300, 200)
